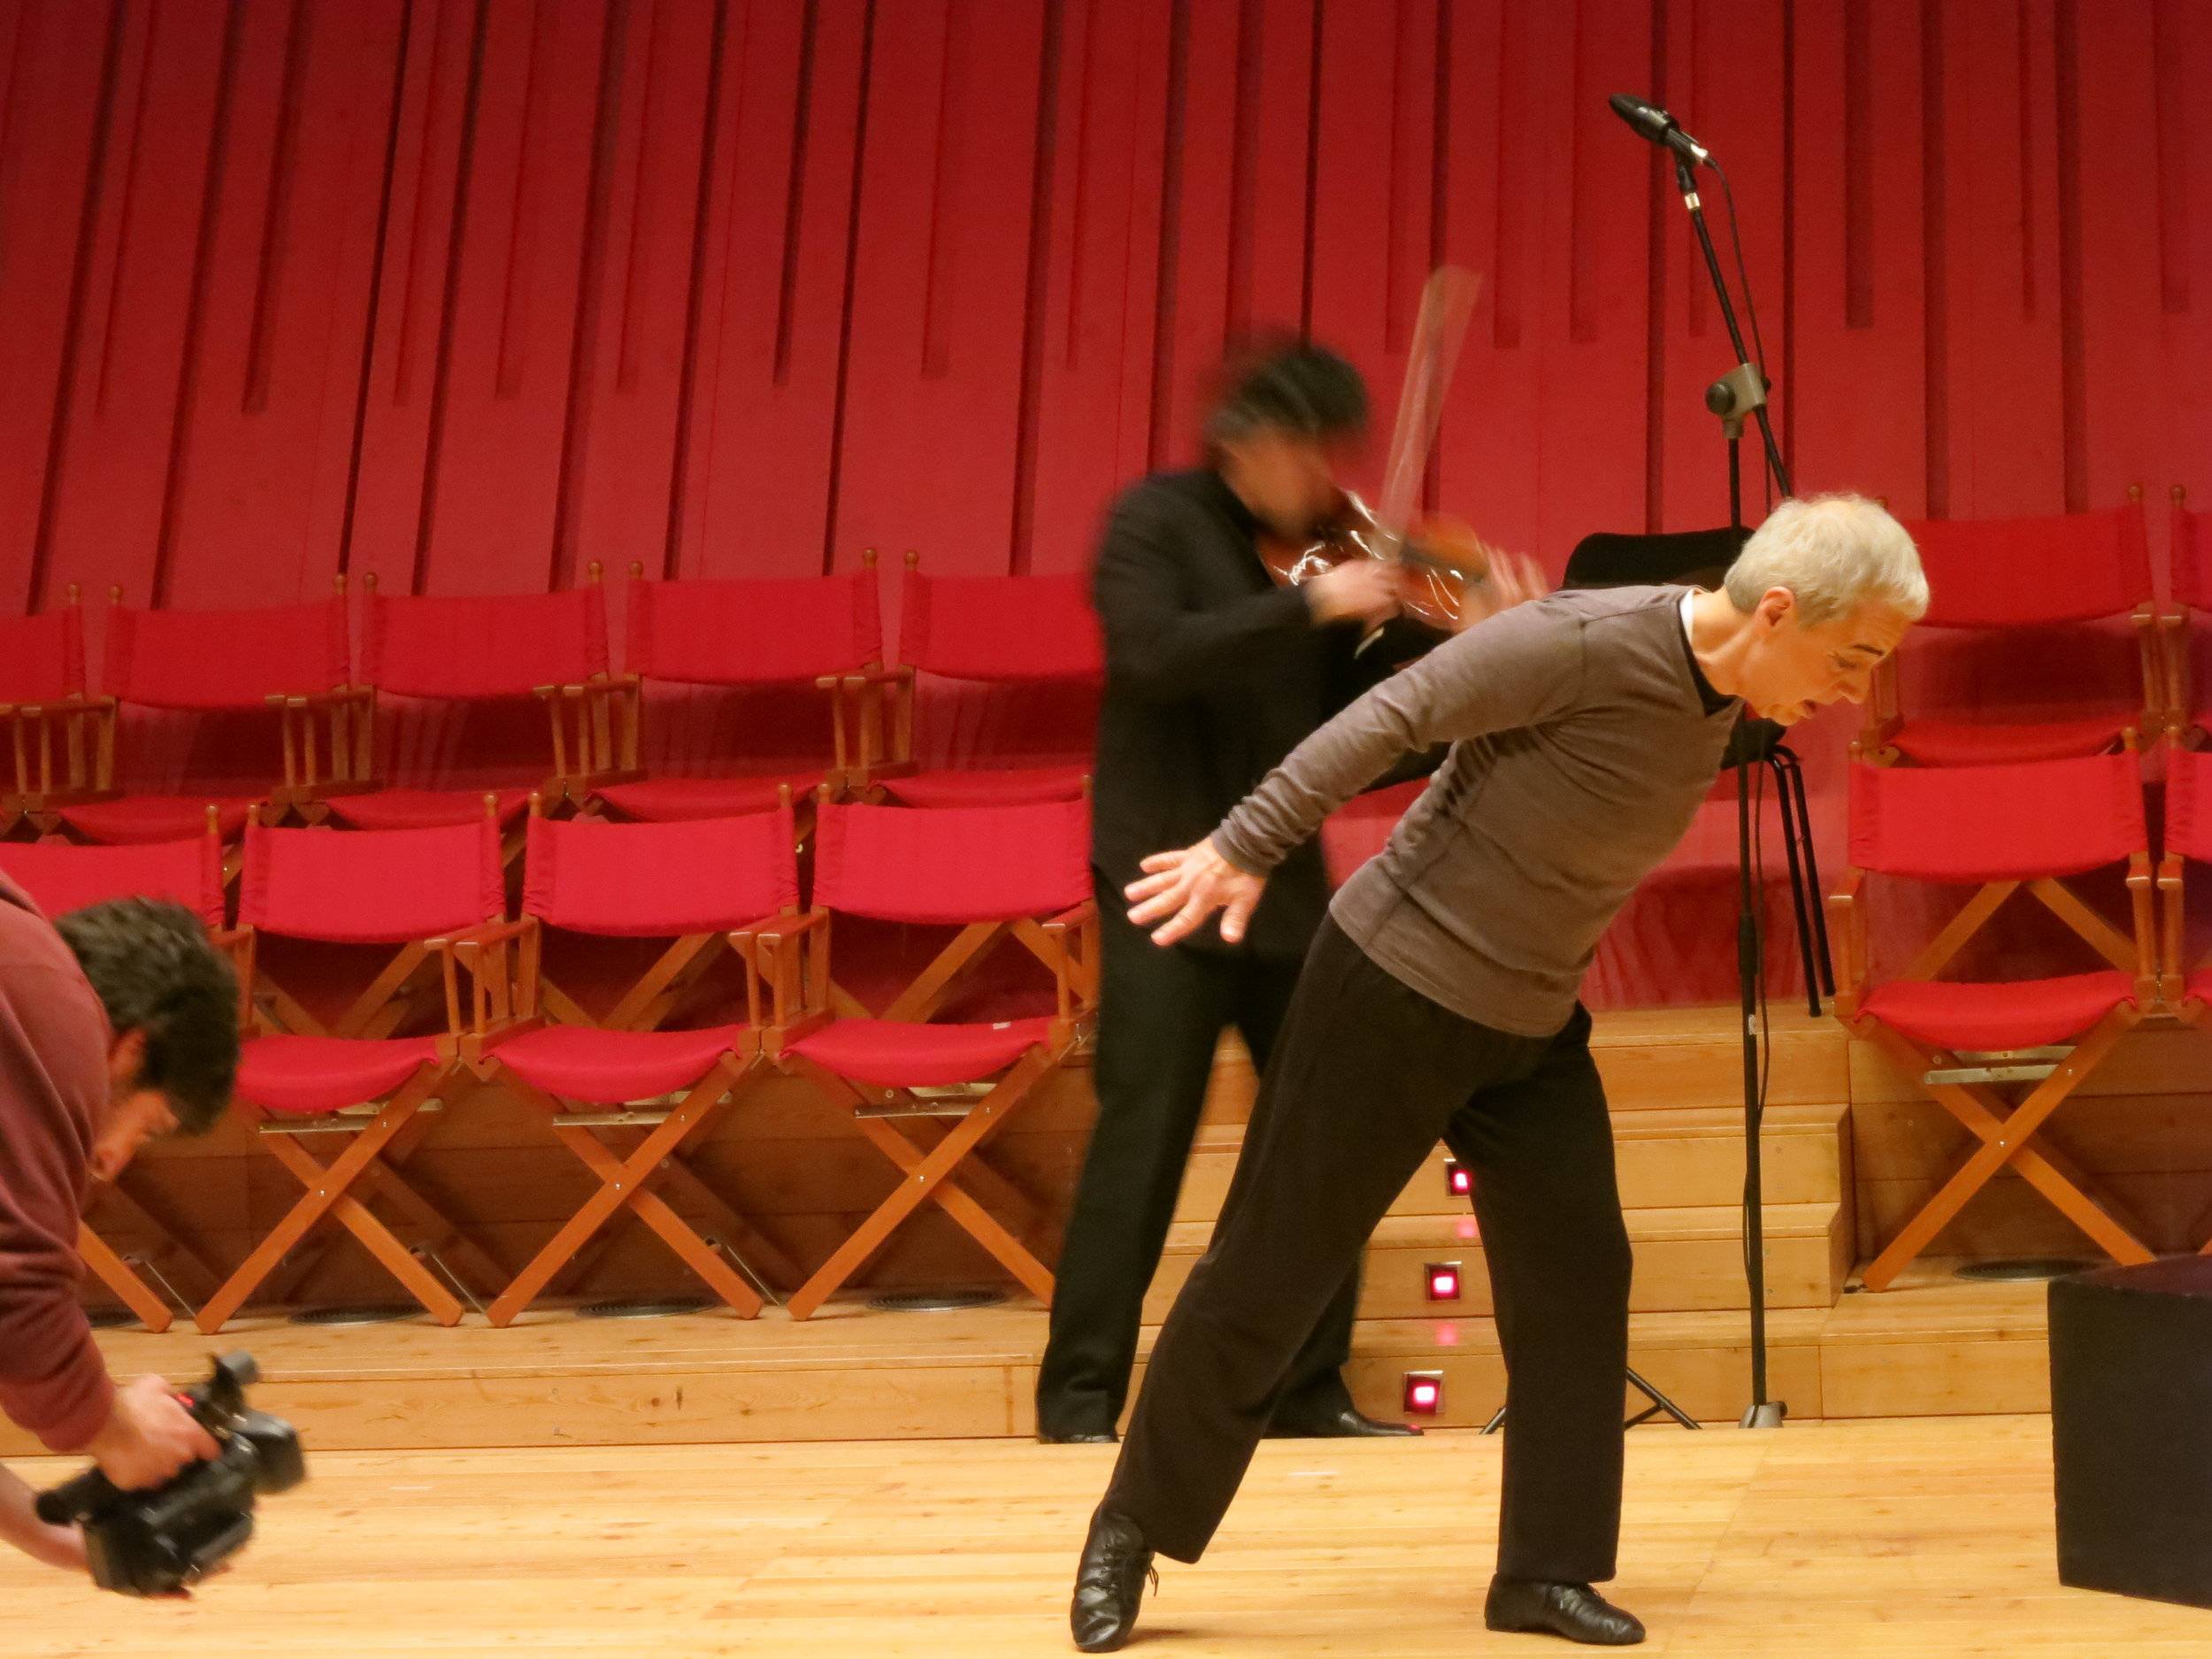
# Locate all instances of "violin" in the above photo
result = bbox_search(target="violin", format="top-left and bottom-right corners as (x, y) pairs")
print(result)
(1256, 267), (1503, 636)
(1260, 492), (1496, 634)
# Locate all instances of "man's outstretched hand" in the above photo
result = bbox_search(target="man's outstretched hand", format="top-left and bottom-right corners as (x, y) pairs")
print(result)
(1126, 839), (1268, 948)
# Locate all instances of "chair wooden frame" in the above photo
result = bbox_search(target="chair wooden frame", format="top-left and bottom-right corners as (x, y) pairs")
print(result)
(465, 911), (816, 1325)
(1829, 853), (2161, 1292)
(195, 805), (522, 1332)
(757, 880), (1099, 1322)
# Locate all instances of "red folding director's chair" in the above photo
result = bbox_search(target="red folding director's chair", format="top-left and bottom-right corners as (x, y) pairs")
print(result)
(1829, 753), (2159, 1290)
(328, 567), (632, 833)
(588, 557), (887, 822)
(1859, 502), (2160, 765)
(849, 553), (1100, 807)
(470, 800), (815, 1325)
(195, 806), (518, 1332)
(759, 795), (1097, 1319)
(0, 817), (234, 1330)
(1, 587), (111, 829)
(51, 582), (359, 847)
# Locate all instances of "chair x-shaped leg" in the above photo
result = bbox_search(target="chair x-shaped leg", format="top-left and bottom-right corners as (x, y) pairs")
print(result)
(783, 1043), (1060, 1320)
(1858, 1010), (2155, 1291)
(486, 1053), (770, 1325)
(197, 1064), (472, 1332)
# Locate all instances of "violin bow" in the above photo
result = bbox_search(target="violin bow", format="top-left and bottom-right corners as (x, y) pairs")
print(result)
(1371, 266), (1482, 570)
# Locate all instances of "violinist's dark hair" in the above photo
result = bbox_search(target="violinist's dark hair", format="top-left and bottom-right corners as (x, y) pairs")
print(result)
(1202, 334), (1369, 451)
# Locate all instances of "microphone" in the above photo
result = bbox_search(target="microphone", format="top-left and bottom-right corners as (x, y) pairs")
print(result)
(1608, 93), (1712, 168)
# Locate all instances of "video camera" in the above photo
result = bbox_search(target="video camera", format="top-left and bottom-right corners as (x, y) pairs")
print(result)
(35, 1351), (306, 1595)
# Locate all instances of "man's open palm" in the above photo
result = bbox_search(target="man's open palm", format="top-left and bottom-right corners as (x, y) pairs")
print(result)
(1125, 839), (1268, 948)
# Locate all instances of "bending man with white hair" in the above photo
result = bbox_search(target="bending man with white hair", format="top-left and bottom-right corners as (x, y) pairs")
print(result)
(1068, 494), (1928, 1651)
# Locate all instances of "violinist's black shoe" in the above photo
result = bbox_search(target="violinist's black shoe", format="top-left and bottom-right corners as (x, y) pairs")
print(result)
(1266, 1404), (1422, 1439)
(1040, 1428), (1118, 1445)
(1071, 1508), (1156, 1652)
(1484, 1578), (1646, 1645)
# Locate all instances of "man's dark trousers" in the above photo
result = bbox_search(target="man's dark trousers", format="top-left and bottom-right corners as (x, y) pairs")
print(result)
(1102, 917), (1632, 1578)
(1036, 872), (1363, 1438)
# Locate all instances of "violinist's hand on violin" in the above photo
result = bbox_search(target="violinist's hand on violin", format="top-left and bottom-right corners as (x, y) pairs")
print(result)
(1126, 839), (1267, 948)
(1305, 560), (1402, 628)
(1452, 543), (1552, 633)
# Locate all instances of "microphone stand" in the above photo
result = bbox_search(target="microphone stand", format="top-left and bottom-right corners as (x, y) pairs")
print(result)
(1670, 149), (1820, 1433)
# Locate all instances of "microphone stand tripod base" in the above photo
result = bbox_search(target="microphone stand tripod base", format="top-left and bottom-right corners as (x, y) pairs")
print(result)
(1740, 1400), (1786, 1430)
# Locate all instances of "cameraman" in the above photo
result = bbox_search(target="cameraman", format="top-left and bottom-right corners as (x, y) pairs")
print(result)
(0, 881), (241, 1573)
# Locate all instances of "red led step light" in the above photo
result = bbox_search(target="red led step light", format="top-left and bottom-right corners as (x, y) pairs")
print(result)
(1424, 1262), (1463, 1302)
(1444, 1160), (1471, 1197)
(1403, 1371), (1445, 1416)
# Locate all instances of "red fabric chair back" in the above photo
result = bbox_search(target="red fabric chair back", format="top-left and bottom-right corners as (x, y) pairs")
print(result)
(1901, 504), (2151, 627)
(241, 818), (504, 943)
(2175, 502), (2212, 612)
(104, 597), (350, 710)
(898, 569), (1102, 680)
(523, 805), (800, 936)
(813, 800), (1090, 924)
(0, 609), (84, 705)
(1847, 753), (2146, 883)
(2166, 747), (2212, 866)
(626, 574), (882, 685)
(0, 836), (226, 927)
(360, 586), (609, 699)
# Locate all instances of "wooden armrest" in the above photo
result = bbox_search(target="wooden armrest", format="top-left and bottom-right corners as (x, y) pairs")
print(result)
(815, 664), (914, 692)
(435, 918), (532, 954)
(748, 910), (829, 943)
(263, 687), (373, 710)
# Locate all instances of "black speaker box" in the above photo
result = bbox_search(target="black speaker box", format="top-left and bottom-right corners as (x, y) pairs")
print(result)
(2051, 1256), (2212, 1609)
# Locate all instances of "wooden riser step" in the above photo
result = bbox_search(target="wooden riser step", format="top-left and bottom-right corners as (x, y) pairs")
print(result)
(4, 1265), (2044, 1455)
(1173, 1102), (1851, 1230)
(1145, 1201), (1852, 1319)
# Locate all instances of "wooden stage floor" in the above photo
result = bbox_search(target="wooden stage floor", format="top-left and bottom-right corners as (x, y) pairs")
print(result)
(9, 1415), (2207, 1656)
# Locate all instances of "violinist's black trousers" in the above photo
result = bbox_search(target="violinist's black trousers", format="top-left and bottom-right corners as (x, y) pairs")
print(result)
(1037, 875), (1361, 1438)
(1101, 916), (1632, 1580)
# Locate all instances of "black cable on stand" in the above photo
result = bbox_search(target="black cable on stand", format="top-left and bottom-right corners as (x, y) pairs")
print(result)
(1613, 91), (1832, 1431)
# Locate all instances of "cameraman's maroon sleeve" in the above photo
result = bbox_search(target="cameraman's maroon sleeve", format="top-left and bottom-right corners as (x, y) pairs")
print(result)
(0, 874), (115, 1451)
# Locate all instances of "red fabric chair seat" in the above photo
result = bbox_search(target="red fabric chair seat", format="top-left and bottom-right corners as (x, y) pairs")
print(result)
(1889, 713), (2136, 766)
(590, 773), (821, 822)
(787, 1017), (1053, 1088)
(491, 1024), (753, 1104)
(876, 765), (1089, 808)
(1861, 972), (2137, 1052)
(59, 796), (256, 845)
(235, 1034), (444, 1115)
(324, 788), (533, 831)
(2185, 967), (2212, 1009)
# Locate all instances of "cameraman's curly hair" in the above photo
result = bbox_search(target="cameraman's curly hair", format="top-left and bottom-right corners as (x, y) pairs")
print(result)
(56, 898), (240, 1136)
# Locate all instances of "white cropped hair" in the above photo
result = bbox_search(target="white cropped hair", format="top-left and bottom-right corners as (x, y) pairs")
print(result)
(1723, 493), (1929, 626)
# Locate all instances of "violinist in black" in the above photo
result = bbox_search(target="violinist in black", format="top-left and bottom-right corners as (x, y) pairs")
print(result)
(1035, 342), (1433, 1442)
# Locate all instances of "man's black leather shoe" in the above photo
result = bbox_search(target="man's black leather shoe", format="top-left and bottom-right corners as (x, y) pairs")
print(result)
(1484, 1578), (1646, 1645)
(1267, 1405), (1424, 1439)
(1038, 1427), (1118, 1444)
(1071, 1508), (1155, 1652)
